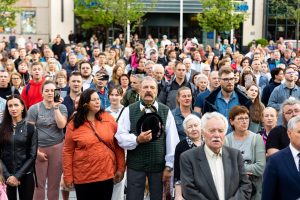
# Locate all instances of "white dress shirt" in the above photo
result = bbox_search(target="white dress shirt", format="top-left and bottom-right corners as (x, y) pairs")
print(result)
(204, 145), (225, 200)
(289, 143), (300, 171)
(115, 101), (179, 168)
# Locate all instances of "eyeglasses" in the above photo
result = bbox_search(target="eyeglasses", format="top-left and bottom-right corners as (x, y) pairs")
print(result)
(236, 117), (250, 122)
(284, 109), (300, 115)
(286, 71), (297, 75)
(11, 77), (21, 80)
(219, 77), (235, 82)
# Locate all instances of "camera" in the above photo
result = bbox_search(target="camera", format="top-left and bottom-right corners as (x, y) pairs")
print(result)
(54, 89), (61, 102)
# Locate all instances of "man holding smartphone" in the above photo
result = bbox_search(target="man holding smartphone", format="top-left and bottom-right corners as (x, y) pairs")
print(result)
(89, 69), (110, 109)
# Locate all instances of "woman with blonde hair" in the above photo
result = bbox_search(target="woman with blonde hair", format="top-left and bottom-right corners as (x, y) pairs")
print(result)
(45, 58), (60, 81)
(4, 59), (16, 75)
(172, 87), (200, 141)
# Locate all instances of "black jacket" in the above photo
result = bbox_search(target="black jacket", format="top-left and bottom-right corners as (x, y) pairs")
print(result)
(203, 86), (252, 114)
(261, 79), (281, 107)
(0, 120), (37, 180)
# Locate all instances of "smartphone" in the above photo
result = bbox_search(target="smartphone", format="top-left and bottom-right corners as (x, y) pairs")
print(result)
(98, 74), (109, 81)
(54, 89), (61, 102)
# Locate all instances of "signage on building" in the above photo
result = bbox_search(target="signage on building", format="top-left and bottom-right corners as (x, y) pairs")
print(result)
(233, 1), (249, 12)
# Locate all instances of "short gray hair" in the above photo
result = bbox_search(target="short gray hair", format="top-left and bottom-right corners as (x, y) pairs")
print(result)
(145, 60), (155, 67)
(183, 114), (201, 131)
(280, 98), (300, 114)
(201, 112), (228, 132)
(287, 115), (300, 130)
(183, 58), (192, 65)
(152, 64), (164, 73)
(141, 76), (158, 89)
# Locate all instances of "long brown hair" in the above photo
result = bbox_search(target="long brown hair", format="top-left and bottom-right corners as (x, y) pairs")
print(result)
(0, 95), (27, 147)
(246, 84), (264, 123)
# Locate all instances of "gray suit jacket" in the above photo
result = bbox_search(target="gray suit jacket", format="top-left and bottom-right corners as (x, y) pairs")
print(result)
(180, 145), (252, 200)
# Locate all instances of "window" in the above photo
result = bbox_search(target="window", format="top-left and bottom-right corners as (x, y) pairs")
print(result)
(21, 10), (36, 34)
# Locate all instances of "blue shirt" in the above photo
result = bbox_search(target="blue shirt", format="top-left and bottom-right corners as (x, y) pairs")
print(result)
(215, 90), (240, 119)
(194, 89), (211, 112)
(89, 83), (111, 109)
(171, 107), (201, 141)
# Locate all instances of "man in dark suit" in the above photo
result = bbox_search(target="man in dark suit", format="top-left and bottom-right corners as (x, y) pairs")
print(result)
(262, 115), (300, 200)
(180, 112), (252, 200)
(183, 58), (197, 83)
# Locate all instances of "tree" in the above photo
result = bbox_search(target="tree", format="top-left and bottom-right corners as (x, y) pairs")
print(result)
(197, 0), (248, 39)
(0, 0), (20, 29)
(269, 0), (300, 55)
(74, 0), (155, 44)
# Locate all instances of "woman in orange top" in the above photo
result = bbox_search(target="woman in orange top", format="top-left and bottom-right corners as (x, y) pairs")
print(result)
(63, 89), (125, 200)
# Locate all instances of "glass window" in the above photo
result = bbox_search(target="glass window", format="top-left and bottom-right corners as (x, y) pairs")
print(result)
(21, 10), (36, 34)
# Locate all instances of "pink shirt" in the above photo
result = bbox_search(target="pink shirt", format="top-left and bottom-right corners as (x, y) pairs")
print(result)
(0, 183), (8, 200)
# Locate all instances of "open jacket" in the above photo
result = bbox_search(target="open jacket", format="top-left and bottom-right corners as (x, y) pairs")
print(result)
(0, 120), (37, 180)
(203, 86), (252, 114)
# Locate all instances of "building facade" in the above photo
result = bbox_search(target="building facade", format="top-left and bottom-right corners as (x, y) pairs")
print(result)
(0, 0), (74, 43)
(1, 0), (264, 48)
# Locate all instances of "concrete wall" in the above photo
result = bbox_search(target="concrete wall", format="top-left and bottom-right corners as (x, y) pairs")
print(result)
(242, 0), (264, 46)
(49, 0), (74, 43)
(0, 0), (74, 44)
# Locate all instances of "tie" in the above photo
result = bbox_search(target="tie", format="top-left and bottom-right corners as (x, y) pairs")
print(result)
(141, 100), (157, 113)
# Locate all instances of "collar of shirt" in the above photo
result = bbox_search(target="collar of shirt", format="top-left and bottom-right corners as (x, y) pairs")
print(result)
(204, 144), (223, 158)
(289, 143), (300, 162)
(216, 90), (237, 101)
(139, 101), (158, 112)
(186, 137), (199, 148)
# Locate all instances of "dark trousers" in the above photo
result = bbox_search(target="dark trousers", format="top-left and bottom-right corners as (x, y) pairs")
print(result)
(74, 179), (113, 200)
(127, 168), (163, 200)
(6, 172), (35, 200)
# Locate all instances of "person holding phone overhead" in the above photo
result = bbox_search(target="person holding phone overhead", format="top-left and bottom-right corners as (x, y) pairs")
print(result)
(27, 80), (68, 200)
(89, 69), (110, 109)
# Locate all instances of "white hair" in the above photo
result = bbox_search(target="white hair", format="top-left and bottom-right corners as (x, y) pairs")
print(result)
(201, 112), (228, 132)
(183, 114), (201, 131)
(183, 58), (192, 64)
(152, 64), (164, 73)
(287, 115), (300, 131)
(195, 74), (208, 85)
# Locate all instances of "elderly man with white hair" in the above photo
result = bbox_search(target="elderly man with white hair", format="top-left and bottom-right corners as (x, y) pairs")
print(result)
(180, 112), (252, 200)
(152, 64), (166, 96)
(183, 57), (197, 82)
(201, 64), (211, 78)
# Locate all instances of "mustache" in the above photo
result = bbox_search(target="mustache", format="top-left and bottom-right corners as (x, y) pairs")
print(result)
(145, 92), (153, 97)
(211, 138), (221, 142)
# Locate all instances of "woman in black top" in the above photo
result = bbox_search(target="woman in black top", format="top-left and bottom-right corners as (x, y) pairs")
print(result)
(174, 114), (202, 200)
(0, 94), (37, 200)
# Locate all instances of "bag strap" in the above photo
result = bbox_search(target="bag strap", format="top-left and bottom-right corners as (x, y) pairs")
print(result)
(87, 121), (115, 154)
(116, 107), (125, 123)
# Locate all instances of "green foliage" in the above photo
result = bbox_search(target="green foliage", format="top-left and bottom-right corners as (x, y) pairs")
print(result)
(0, 0), (20, 28)
(74, 0), (156, 40)
(269, 0), (300, 55)
(269, 0), (300, 21)
(247, 38), (268, 48)
(197, 0), (248, 34)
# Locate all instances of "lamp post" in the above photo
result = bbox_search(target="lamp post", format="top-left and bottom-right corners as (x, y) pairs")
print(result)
(179, 0), (183, 49)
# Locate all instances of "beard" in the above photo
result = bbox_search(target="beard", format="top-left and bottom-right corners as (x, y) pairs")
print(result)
(221, 85), (234, 93)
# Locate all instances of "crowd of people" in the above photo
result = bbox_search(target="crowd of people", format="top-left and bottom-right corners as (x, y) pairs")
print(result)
(0, 32), (299, 200)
